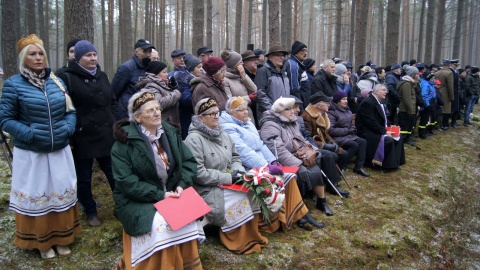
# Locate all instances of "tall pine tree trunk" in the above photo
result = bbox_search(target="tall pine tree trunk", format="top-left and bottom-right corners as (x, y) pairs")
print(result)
(354, 0), (368, 67)
(385, 0), (401, 65)
(247, 0), (253, 44)
(26, 0), (36, 35)
(452, 0), (464, 60)
(348, 0), (355, 62)
(64, 0), (94, 44)
(206, 0), (213, 48)
(433, 0), (446, 64)
(268, 0), (280, 46)
(334, 0), (342, 57)
(416, 0), (426, 61)
(423, 0), (435, 64)
(1, 0), (21, 78)
(262, 0), (267, 48)
(192, 0), (204, 52)
(235, 0), (242, 52)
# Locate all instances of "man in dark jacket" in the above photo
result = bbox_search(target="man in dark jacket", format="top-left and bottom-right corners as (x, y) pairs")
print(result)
(111, 39), (155, 119)
(464, 67), (480, 126)
(385, 63), (402, 125)
(311, 59), (337, 97)
(254, 45), (290, 120)
(285, 41), (310, 109)
(449, 59), (461, 128)
(168, 49), (186, 77)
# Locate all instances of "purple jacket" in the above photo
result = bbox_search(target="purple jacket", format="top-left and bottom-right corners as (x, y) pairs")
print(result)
(327, 102), (359, 146)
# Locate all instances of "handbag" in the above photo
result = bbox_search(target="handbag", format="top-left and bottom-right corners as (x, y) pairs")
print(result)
(292, 137), (318, 168)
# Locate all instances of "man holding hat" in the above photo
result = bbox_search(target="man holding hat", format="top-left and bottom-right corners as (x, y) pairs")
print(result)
(254, 45), (291, 120)
(111, 38), (155, 119)
(435, 59), (455, 130)
(168, 49), (186, 77)
(285, 41), (311, 109)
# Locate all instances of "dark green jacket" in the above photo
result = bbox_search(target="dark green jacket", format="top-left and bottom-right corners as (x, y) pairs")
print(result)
(111, 120), (197, 236)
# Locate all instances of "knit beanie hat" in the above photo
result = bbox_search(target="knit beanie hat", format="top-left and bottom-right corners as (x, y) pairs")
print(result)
(291, 41), (307, 56)
(303, 58), (315, 69)
(422, 71), (435, 81)
(334, 64), (348, 76)
(184, 54), (202, 72)
(220, 50), (242, 69)
(74, 40), (96, 62)
(405, 65), (419, 77)
(203, 57), (225, 75)
(271, 97), (295, 113)
(143, 58), (167, 75)
(332, 91), (348, 103)
(471, 67), (480, 74)
(66, 38), (81, 55)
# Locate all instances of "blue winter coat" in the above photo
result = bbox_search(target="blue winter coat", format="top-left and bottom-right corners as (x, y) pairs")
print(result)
(0, 69), (76, 152)
(419, 78), (436, 110)
(111, 55), (146, 119)
(219, 112), (276, 170)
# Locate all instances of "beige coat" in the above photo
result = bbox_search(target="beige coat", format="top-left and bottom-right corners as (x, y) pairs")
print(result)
(224, 71), (257, 119)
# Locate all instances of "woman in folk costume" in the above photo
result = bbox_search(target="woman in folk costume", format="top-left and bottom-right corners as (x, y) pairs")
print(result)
(0, 34), (80, 259)
(185, 98), (268, 254)
(111, 90), (204, 269)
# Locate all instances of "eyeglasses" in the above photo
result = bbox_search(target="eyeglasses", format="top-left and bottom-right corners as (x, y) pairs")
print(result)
(142, 107), (162, 115)
(203, 111), (221, 118)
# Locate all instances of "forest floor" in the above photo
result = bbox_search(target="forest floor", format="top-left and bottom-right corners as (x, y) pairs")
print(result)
(0, 102), (479, 269)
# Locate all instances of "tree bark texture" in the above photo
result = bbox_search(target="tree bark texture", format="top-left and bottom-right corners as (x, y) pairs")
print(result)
(452, 0), (464, 60)
(424, 0), (435, 64)
(433, 0), (446, 64)
(64, 0), (94, 47)
(235, 0), (243, 52)
(192, 0), (205, 53)
(334, 0), (342, 57)
(385, 0), (400, 65)
(268, 0), (280, 46)
(1, 0), (21, 78)
(355, 0), (369, 67)
(416, 0), (427, 61)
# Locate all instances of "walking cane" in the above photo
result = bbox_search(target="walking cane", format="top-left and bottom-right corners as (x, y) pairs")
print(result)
(335, 164), (352, 189)
(320, 169), (344, 199)
(266, 135), (279, 160)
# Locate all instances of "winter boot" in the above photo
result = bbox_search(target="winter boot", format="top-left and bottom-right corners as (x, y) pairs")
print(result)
(316, 197), (333, 216)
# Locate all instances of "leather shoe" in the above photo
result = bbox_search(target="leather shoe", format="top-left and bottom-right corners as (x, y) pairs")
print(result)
(328, 186), (350, 197)
(440, 126), (449, 130)
(353, 167), (370, 177)
(303, 212), (324, 228)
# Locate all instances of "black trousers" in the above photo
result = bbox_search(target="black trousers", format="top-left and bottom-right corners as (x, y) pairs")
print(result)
(342, 137), (367, 169)
(398, 112), (415, 142)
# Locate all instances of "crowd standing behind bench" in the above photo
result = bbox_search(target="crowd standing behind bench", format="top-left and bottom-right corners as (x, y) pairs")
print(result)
(1, 34), (478, 267)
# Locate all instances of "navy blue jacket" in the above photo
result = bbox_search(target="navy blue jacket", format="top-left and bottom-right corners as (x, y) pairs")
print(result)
(0, 69), (76, 152)
(111, 55), (146, 119)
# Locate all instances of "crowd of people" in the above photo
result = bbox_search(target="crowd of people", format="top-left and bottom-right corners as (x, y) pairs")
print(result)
(0, 34), (478, 269)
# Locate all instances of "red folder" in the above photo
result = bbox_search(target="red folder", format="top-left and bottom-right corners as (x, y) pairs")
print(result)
(154, 187), (211, 231)
(220, 183), (249, 193)
(279, 166), (300, 174)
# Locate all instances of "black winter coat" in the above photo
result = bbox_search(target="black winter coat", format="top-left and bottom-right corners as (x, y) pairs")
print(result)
(59, 60), (118, 159)
(311, 69), (337, 97)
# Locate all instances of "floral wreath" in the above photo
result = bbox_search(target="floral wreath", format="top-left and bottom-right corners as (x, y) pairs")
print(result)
(239, 166), (285, 223)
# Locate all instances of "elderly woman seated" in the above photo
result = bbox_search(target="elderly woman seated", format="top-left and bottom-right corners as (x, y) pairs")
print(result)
(327, 91), (370, 177)
(184, 98), (268, 254)
(111, 90), (204, 269)
(355, 84), (405, 170)
(219, 96), (323, 230)
(259, 97), (336, 216)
